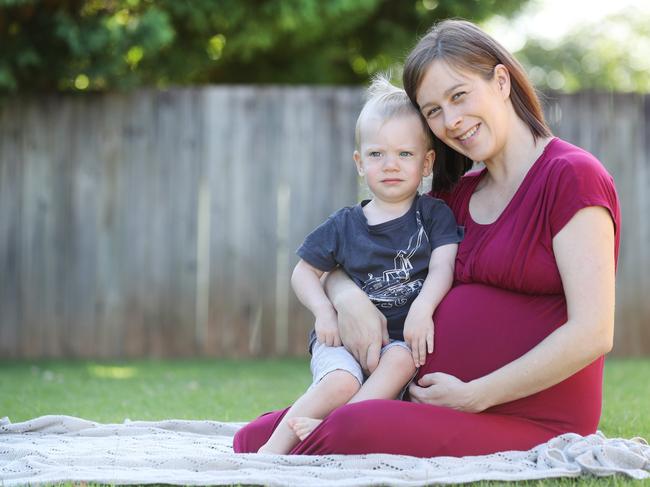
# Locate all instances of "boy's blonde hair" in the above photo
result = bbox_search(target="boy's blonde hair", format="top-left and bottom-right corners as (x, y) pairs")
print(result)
(355, 74), (433, 151)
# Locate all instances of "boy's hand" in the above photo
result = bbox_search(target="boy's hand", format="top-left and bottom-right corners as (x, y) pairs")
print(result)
(315, 308), (342, 347)
(403, 297), (435, 367)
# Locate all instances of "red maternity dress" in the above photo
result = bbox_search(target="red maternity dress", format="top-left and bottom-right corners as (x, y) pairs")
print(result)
(234, 138), (621, 457)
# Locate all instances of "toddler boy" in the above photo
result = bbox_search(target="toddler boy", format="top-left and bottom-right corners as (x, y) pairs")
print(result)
(258, 76), (463, 454)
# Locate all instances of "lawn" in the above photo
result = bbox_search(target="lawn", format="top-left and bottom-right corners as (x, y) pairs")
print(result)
(1, 356), (649, 486)
(0, 357), (312, 423)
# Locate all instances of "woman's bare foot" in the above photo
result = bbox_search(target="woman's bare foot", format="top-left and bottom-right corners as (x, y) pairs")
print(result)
(288, 417), (322, 441)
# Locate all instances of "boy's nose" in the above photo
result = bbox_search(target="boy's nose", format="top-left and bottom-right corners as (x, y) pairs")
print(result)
(383, 154), (400, 170)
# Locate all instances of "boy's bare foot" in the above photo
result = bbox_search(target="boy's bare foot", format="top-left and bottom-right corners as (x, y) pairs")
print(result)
(288, 417), (322, 441)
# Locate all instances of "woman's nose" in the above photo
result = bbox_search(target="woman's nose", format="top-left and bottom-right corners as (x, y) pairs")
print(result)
(444, 109), (462, 131)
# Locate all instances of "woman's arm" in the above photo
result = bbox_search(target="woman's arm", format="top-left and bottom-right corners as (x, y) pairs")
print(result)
(323, 269), (389, 373)
(409, 206), (615, 412)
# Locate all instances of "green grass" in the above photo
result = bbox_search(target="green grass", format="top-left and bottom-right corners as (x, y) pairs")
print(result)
(1, 357), (648, 486)
(0, 357), (312, 422)
(599, 358), (650, 440)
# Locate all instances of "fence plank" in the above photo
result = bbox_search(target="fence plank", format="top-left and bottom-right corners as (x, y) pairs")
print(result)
(0, 101), (23, 357)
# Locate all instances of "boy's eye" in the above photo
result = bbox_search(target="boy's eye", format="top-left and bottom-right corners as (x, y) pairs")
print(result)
(368, 151), (381, 157)
(400, 151), (413, 157)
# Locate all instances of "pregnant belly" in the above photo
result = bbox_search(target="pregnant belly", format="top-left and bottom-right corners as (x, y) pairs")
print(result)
(418, 282), (602, 433)
(421, 283), (567, 381)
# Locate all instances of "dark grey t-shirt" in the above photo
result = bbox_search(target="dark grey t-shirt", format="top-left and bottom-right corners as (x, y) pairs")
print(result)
(297, 194), (464, 341)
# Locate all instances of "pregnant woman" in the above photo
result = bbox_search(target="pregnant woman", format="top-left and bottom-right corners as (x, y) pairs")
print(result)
(234, 19), (621, 457)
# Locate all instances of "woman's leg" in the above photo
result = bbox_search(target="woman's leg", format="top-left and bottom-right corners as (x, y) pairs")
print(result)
(289, 399), (563, 457)
(235, 399), (562, 456)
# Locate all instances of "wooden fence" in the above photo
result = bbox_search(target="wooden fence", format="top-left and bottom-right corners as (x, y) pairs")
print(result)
(0, 88), (648, 358)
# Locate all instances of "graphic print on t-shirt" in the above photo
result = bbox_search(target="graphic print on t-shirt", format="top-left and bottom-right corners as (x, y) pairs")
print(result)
(361, 210), (428, 309)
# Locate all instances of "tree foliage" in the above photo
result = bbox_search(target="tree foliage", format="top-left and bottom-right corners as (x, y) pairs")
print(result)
(0, 0), (529, 93)
(515, 11), (650, 93)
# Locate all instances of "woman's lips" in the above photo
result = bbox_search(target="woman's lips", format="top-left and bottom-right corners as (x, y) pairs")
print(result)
(457, 123), (481, 145)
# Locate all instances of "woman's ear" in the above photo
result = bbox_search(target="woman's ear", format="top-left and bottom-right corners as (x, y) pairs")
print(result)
(494, 64), (511, 99)
(353, 150), (364, 176)
(423, 149), (435, 177)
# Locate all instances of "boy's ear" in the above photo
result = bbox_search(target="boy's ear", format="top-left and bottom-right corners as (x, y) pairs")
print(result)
(423, 149), (435, 177)
(353, 150), (364, 176)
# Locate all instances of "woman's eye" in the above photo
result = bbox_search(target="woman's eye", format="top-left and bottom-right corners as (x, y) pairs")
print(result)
(452, 91), (466, 101)
(426, 107), (440, 119)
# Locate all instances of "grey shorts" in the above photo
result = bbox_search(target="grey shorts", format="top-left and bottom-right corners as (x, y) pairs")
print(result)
(309, 339), (412, 389)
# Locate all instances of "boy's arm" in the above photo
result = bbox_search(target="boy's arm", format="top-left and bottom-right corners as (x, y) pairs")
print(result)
(403, 243), (457, 366)
(291, 259), (341, 347)
(417, 242), (457, 310)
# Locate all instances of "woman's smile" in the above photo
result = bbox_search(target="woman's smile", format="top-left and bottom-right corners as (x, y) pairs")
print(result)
(458, 123), (481, 144)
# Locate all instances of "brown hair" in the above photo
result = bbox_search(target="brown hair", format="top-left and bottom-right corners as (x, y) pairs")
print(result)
(403, 19), (552, 192)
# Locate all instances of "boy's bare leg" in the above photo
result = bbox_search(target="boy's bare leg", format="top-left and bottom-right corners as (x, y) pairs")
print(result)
(257, 369), (360, 454)
(290, 346), (416, 439)
(349, 345), (416, 403)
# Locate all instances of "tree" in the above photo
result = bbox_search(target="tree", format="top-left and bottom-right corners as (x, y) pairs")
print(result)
(0, 0), (529, 93)
(515, 11), (650, 93)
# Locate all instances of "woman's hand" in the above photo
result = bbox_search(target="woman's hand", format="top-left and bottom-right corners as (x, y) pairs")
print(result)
(324, 269), (389, 373)
(408, 372), (487, 413)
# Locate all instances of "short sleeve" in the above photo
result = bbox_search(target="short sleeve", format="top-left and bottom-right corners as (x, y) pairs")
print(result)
(548, 154), (620, 239)
(419, 196), (465, 250)
(296, 216), (341, 272)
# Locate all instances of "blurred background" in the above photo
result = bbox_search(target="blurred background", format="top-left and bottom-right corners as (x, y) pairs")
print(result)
(0, 0), (648, 359)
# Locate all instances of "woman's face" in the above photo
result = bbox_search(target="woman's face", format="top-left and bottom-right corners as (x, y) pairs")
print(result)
(415, 60), (511, 163)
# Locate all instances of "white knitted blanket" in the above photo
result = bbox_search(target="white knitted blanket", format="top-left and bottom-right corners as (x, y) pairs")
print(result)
(1, 415), (648, 486)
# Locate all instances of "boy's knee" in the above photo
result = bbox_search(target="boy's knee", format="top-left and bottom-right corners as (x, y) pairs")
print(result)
(324, 369), (361, 398)
(384, 346), (416, 370)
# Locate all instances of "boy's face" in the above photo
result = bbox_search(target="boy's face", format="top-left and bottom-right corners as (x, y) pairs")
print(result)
(354, 113), (434, 205)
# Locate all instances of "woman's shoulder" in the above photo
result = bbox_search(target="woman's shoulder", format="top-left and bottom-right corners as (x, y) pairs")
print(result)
(536, 137), (620, 239)
(541, 137), (612, 179)
(535, 137), (618, 203)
